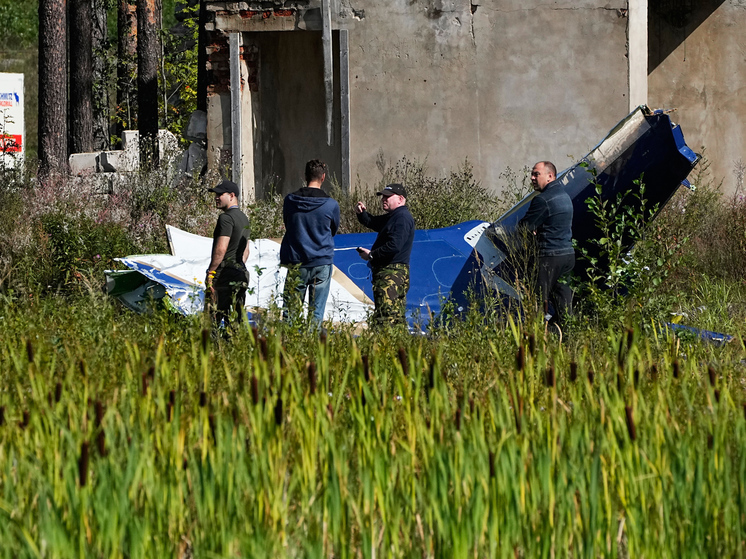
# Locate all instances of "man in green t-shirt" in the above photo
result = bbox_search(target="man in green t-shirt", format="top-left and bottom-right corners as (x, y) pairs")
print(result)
(205, 180), (251, 329)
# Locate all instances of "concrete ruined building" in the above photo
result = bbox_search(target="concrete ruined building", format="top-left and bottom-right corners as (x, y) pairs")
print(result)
(200, 1), (745, 200)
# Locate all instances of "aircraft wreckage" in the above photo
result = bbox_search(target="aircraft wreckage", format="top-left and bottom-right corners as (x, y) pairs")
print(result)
(106, 106), (700, 329)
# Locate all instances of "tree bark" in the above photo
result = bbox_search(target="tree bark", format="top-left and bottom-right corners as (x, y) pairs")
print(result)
(117, 0), (137, 148)
(92, 0), (110, 151)
(38, 0), (68, 183)
(69, 0), (94, 155)
(137, 0), (161, 168)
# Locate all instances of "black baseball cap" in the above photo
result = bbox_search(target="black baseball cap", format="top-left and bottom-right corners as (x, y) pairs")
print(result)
(208, 180), (240, 196)
(376, 183), (407, 198)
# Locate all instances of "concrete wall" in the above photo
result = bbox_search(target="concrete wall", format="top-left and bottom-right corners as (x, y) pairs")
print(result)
(649, 0), (746, 193)
(347, 1), (630, 191)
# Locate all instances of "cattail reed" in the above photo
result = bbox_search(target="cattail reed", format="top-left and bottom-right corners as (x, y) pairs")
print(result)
(625, 406), (636, 441)
(633, 369), (640, 388)
(650, 364), (658, 381)
(209, 414), (216, 442)
(182, 457), (188, 471)
(527, 334), (536, 356)
(167, 390), (176, 421)
(141, 371), (149, 396)
(428, 355), (436, 394)
(199, 391), (207, 408)
(454, 408), (461, 432)
(617, 337), (625, 368)
(327, 403), (334, 421)
(251, 376), (259, 405)
(308, 361), (317, 395)
(626, 328), (634, 350)
(616, 372), (623, 392)
(545, 365), (555, 388)
(79, 360), (87, 378)
(672, 359), (680, 379)
(55, 382), (62, 403)
(259, 336), (269, 361)
(362, 354), (370, 382)
(569, 362), (578, 382)
(94, 401), (104, 427)
(587, 369), (594, 385)
(79, 441), (89, 487)
(714, 389), (720, 403)
(0, 406), (4, 426)
(743, 402), (746, 421)
(201, 328), (210, 353)
(319, 329), (327, 345)
(19, 409), (29, 429)
(398, 347), (409, 376)
(26, 339), (34, 363)
(469, 397), (475, 415)
(516, 346), (525, 372)
(274, 397), (283, 425)
(708, 365), (717, 387)
(707, 434), (714, 450)
(97, 429), (106, 457)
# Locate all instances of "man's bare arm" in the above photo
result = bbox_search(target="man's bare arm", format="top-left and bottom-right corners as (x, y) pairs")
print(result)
(207, 236), (230, 272)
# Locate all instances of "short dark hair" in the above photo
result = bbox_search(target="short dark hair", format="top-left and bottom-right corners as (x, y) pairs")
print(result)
(305, 159), (327, 184)
(541, 161), (557, 177)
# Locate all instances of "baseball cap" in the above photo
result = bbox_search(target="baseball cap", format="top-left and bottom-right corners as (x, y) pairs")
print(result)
(376, 183), (407, 198)
(208, 180), (240, 196)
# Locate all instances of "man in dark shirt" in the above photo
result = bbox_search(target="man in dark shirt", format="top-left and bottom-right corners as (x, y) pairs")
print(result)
(205, 180), (251, 330)
(518, 161), (575, 326)
(355, 183), (415, 327)
(280, 159), (340, 325)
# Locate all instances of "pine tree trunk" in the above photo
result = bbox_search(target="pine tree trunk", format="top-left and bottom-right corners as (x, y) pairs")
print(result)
(92, 0), (110, 151)
(117, 0), (137, 148)
(137, 0), (161, 168)
(38, 0), (68, 183)
(69, 0), (94, 155)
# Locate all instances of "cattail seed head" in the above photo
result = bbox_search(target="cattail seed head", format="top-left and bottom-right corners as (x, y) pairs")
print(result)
(672, 359), (680, 379)
(650, 364), (658, 381)
(141, 372), (149, 396)
(516, 346), (525, 371)
(182, 457), (188, 471)
(545, 365), (555, 388)
(633, 369), (640, 388)
(55, 382), (62, 403)
(569, 362), (578, 382)
(319, 329), (327, 345)
(148, 366), (155, 381)
(454, 408), (461, 432)
(26, 340), (34, 363)
(259, 336), (269, 361)
(626, 328), (634, 350)
(326, 403), (334, 421)
(94, 401), (104, 427)
(469, 397), (475, 416)
(169, 390), (176, 406)
(0, 406), (4, 426)
(167, 402), (173, 422)
(362, 354), (370, 382)
(97, 430), (106, 457)
(361, 387), (366, 407)
(398, 347), (409, 376)
(79, 442), (89, 486)
(714, 389), (721, 403)
(707, 434), (714, 450)
(201, 328), (210, 353)
(708, 365), (717, 387)
(617, 337), (625, 368)
(528, 334), (536, 356)
(274, 397), (283, 425)
(79, 360), (87, 377)
(587, 369), (594, 385)
(616, 372), (623, 392)
(19, 409), (29, 429)
(251, 376), (259, 406)
(308, 361), (317, 395)
(625, 406), (636, 441)
(209, 414), (216, 442)
(489, 450), (496, 478)
(199, 391), (207, 408)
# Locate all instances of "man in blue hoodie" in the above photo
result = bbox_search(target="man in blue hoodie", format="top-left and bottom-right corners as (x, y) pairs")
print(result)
(280, 159), (340, 324)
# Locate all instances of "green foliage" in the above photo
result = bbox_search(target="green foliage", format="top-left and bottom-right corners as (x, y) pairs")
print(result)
(0, 0), (38, 50)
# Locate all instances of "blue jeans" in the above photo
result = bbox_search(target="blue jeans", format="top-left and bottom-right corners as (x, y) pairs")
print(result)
(283, 264), (332, 324)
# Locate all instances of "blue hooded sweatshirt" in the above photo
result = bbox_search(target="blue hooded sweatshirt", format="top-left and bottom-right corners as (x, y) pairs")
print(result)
(280, 187), (340, 267)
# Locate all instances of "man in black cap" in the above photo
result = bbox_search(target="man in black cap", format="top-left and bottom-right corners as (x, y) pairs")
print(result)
(205, 179), (251, 330)
(355, 183), (415, 327)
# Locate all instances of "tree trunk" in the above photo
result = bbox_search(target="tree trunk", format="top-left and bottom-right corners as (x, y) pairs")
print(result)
(69, 0), (94, 155)
(38, 0), (68, 183)
(137, 0), (161, 168)
(117, 0), (137, 148)
(92, 0), (110, 151)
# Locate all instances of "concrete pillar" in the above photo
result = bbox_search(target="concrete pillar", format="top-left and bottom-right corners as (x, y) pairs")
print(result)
(628, 0), (648, 111)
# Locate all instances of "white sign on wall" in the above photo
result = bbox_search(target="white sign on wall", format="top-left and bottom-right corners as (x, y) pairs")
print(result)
(0, 73), (24, 169)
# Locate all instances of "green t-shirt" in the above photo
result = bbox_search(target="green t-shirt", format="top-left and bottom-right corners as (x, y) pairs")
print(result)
(213, 207), (250, 264)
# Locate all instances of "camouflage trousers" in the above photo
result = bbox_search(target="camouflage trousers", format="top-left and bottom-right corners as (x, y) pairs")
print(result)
(371, 263), (410, 327)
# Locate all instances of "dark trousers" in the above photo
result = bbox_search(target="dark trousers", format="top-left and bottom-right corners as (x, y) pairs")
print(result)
(212, 265), (249, 328)
(537, 253), (574, 325)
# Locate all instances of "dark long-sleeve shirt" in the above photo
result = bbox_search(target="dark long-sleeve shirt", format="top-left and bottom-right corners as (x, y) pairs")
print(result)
(356, 205), (415, 268)
(518, 180), (574, 257)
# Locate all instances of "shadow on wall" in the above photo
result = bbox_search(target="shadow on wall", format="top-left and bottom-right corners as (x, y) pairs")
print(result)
(649, 0), (726, 72)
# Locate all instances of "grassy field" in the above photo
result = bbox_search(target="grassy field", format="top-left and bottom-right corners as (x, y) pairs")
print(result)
(2, 160), (746, 556)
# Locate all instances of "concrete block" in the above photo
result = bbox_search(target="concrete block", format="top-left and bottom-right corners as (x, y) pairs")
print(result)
(68, 152), (100, 176)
